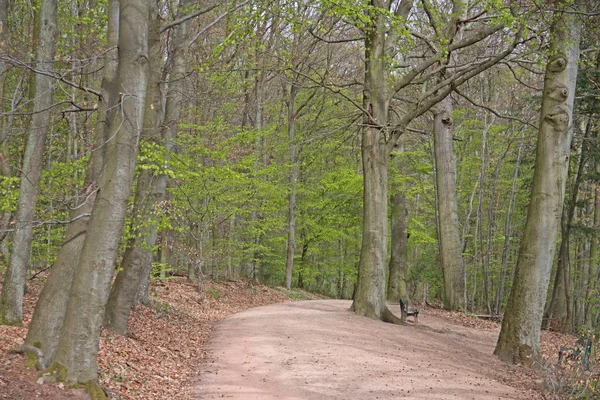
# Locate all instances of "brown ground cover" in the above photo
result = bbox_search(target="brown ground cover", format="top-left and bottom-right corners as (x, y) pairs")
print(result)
(0, 276), (588, 399)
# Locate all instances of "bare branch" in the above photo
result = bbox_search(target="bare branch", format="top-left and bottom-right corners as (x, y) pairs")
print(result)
(394, 23), (504, 93)
(188, 1), (249, 46)
(308, 28), (363, 44)
(2, 55), (103, 99)
(160, 3), (219, 33)
(454, 87), (537, 129)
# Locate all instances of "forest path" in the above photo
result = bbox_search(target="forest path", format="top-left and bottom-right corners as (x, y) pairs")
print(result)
(192, 300), (532, 400)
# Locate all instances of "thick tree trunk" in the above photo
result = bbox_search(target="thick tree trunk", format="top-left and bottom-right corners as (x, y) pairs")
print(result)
(433, 96), (465, 311)
(494, 2), (581, 365)
(51, 0), (150, 385)
(353, 127), (390, 319)
(0, 0), (57, 325)
(23, 0), (119, 366)
(351, 3), (400, 324)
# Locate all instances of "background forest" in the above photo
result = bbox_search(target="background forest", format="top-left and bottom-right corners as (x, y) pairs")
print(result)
(1, 0), (600, 392)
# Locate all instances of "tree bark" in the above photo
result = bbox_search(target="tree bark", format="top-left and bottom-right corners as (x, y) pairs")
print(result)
(0, 0), (57, 325)
(387, 146), (409, 303)
(23, 0), (119, 366)
(285, 84), (298, 289)
(433, 96), (465, 311)
(494, 1), (581, 365)
(544, 119), (589, 332)
(351, 1), (402, 324)
(51, 0), (150, 384)
(104, 0), (166, 335)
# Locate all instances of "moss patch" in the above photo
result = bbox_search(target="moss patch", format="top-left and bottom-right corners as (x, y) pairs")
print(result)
(45, 362), (68, 382)
(24, 352), (38, 369)
(81, 381), (107, 400)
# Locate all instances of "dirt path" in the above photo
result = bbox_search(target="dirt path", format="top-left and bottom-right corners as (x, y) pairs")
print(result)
(193, 300), (535, 400)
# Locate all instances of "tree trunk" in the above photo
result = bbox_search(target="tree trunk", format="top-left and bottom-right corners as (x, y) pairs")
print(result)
(544, 117), (590, 332)
(285, 84), (298, 289)
(387, 146), (409, 303)
(0, 0), (57, 325)
(23, 0), (119, 366)
(495, 128), (525, 315)
(52, 0), (150, 384)
(433, 96), (465, 311)
(494, 1), (581, 365)
(103, 0), (165, 335)
(351, 2), (401, 324)
(585, 145), (600, 326)
(0, 0), (11, 264)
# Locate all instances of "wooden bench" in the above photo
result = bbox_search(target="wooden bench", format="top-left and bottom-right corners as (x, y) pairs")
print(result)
(399, 299), (419, 324)
(558, 336), (592, 370)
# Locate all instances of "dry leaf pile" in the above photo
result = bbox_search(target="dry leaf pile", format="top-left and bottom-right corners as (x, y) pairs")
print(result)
(0, 277), (291, 399)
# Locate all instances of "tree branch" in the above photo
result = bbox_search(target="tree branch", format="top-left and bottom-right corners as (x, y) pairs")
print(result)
(2, 55), (103, 99)
(160, 3), (219, 33)
(453, 87), (537, 129)
(393, 23), (504, 93)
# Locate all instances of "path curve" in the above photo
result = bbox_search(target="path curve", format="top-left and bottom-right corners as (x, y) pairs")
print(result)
(193, 300), (524, 399)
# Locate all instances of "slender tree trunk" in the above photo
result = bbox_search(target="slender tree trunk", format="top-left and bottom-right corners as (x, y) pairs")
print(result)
(544, 117), (590, 331)
(0, 0), (57, 325)
(494, 2), (581, 364)
(495, 128), (525, 315)
(0, 0), (11, 263)
(285, 84), (298, 289)
(387, 145), (409, 303)
(574, 226), (590, 327)
(51, 0), (150, 385)
(586, 143), (600, 326)
(477, 116), (491, 315)
(433, 96), (465, 311)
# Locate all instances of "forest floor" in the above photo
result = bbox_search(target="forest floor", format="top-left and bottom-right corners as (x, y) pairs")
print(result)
(0, 275), (591, 399)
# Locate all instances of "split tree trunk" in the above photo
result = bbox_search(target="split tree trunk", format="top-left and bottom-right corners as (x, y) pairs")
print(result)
(23, 0), (119, 366)
(103, 0), (165, 335)
(51, 0), (150, 384)
(494, 1), (581, 365)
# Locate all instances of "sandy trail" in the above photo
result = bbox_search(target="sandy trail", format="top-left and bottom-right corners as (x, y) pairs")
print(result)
(193, 300), (526, 400)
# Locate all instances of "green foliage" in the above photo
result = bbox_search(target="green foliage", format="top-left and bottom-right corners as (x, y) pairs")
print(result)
(0, 176), (19, 212)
